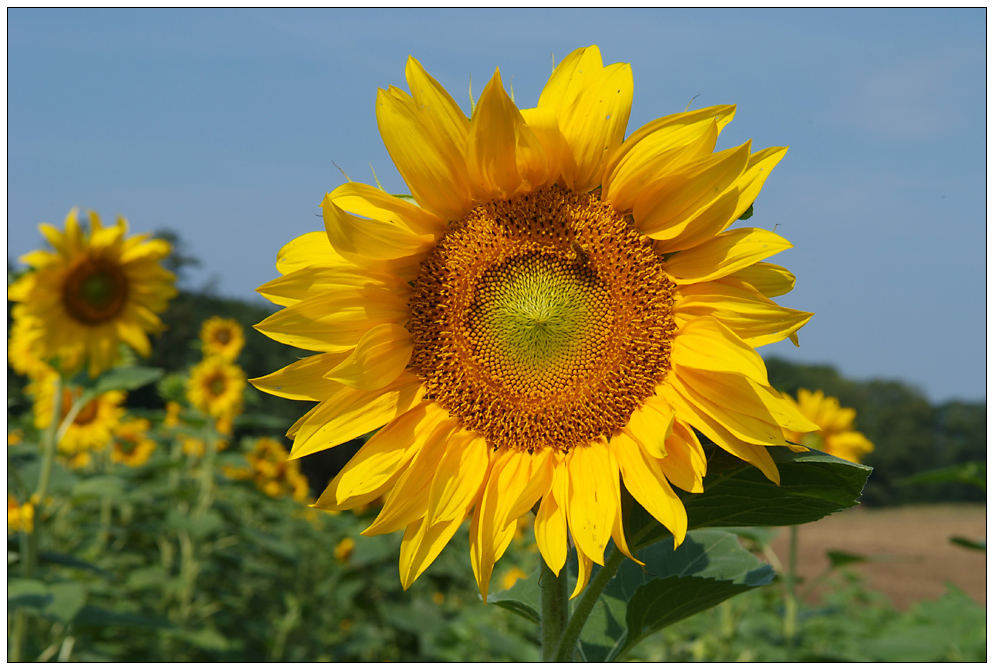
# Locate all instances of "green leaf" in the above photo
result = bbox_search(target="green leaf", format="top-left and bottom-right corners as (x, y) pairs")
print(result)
(826, 549), (870, 568)
(77, 366), (164, 398)
(579, 530), (775, 661)
(628, 446), (872, 550)
(737, 203), (754, 220)
(949, 536), (986, 552)
(8, 578), (87, 623)
(72, 605), (174, 631)
(488, 568), (541, 624)
(897, 461), (985, 490)
(39, 551), (112, 577)
(72, 475), (126, 501)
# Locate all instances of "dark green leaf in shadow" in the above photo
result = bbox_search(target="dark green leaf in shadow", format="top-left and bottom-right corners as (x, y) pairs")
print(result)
(488, 568), (541, 624)
(949, 536), (986, 552)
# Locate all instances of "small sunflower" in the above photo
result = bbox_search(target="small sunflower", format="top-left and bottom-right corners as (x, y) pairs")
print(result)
(785, 389), (874, 464)
(8, 208), (177, 377)
(246, 437), (311, 502)
(110, 418), (157, 467)
(187, 357), (246, 418)
(7, 494), (35, 534)
(252, 46), (817, 597)
(200, 317), (245, 361)
(30, 372), (125, 456)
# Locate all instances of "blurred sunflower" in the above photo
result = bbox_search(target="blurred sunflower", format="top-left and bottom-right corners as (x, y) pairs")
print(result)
(200, 316), (245, 361)
(7, 315), (54, 379)
(187, 357), (246, 418)
(30, 372), (125, 457)
(785, 389), (874, 464)
(7, 208), (176, 377)
(110, 418), (157, 467)
(252, 46), (816, 597)
(7, 494), (35, 534)
(247, 437), (311, 502)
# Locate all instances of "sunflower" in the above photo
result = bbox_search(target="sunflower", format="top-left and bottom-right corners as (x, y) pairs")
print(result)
(785, 389), (873, 464)
(200, 317), (245, 361)
(30, 372), (125, 457)
(251, 46), (817, 598)
(187, 357), (246, 418)
(110, 418), (157, 467)
(7, 315), (54, 380)
(247, 437), (311, 502)
(7, 208), (176, 377)
(7, 494), (35, 534)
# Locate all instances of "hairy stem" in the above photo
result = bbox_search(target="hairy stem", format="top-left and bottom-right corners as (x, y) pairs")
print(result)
(554, 547), (624, 662)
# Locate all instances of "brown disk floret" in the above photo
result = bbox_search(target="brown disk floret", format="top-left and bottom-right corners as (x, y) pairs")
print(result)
(408, 185), (676, 453)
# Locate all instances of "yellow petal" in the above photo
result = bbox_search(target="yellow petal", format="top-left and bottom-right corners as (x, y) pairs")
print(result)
(398, 513), (465, 590)
(665, 227), (792, 285)
(623, 397), (675, 459)
(534, 491), (567, 577)
(274, 231), (347, 275)
(659, 382), (781, 484)
(362, 419), (456, 535)
(725, 262), (796, 298)
(565, 442), (617, 565)
(674, 278), (813, 348)
(250, 352), (350, 401)
(254, 286), (407, 353)
(611, 431), (688, 547)
(659, 421), (707, 493)
(603, 118), (721, 213)
(405, 56), (471, 160)
(671, 316), (770, 384)
(325, 322), (413, 391)
(634, 142), (751, 239)
(468, 69), (523, 198)
(655, 146), (788, 253)
(322, 194), (436, 262)
(258, 266), (405, 308)
(376, 84), (472, 221)
(329, 181), (444, 237)
(426, 431), (490, 524)
(314, 402), (449, 509)
(538, 45), (633, 191)
(288, 373), (425, 459)
(570, 547), (594, 600)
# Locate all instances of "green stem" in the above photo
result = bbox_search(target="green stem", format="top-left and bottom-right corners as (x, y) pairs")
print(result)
(539, 559), (569, 661)
(783, 525), (799, 648)
(554, 547), (624, 662)
(196, 423), (218, 516)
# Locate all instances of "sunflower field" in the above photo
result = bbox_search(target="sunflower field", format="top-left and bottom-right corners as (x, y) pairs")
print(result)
(7, 43), (985, 663)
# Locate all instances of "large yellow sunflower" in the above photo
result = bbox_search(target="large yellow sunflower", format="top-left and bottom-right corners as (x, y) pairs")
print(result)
(200, 317), (245, 361)
(785, 389), (874, 464)
(186, 357), (246, 418)
(251, 46), (817, 598)
(7, 208), (177, 377)
(30, 372), (126, 456)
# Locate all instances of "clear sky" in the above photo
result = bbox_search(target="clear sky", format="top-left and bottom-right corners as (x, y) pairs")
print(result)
(7, 8), (986, 404)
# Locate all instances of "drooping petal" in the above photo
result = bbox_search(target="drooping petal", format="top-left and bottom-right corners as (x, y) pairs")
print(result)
(534, 461), (569, 576)
(565, 442), (618, 565)
(398, 513), (466, 590)
(671, 316), (770, 383)
(249, 352), (350, 401)
(426, 431), (491, 525)
(623, 397), (675, 459)
(323, 195), (436, 262)
(659, 420), (707, 494)
(725, 261), (796, 298)
(611, 431), (688, 547)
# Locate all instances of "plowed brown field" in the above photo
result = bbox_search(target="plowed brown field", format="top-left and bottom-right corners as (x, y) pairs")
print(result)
(769, 504), (986, 610)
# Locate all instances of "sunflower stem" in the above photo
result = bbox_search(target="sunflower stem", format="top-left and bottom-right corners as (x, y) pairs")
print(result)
(539, 560), (569, 661)
(783, 525), (800, 650)
(553, 546), (624, 662)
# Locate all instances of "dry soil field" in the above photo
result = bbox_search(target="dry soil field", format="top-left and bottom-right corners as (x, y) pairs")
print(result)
(769, 503), (986, 610)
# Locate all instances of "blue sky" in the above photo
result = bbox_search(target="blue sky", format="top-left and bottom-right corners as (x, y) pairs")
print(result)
(7, 8), (986, 403)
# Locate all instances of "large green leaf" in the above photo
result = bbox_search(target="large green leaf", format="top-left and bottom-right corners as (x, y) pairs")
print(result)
(8, 578), (87, 623)
(578, 530), (774, 661)
(628, 446), (872, 550)
(489, 568), (542, 624)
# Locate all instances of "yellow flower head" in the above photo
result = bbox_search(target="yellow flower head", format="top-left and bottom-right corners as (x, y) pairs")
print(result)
(246, 437), (310, 502)
(30, 372), (125, 455)
(200, 317), (245, 362)
(334, 536), (356, 563)
(164, 401), (183, 428)
(7, 315), (55, 380)
(785, 389), (874, 464)
(110, 417), (157, 467)
(187, 357), (246, 418)
(8, 494), (35, 534)
(251, 46), (817, 598)
(499, 565), (529, 592)
(7, 209), (177, 377)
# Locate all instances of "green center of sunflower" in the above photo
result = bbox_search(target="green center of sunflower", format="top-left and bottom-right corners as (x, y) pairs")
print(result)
(62, 257), (129, 325)
(208, 374), (228, 397)
(408, 185), (677, 453)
